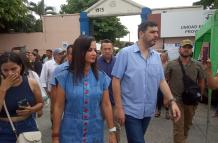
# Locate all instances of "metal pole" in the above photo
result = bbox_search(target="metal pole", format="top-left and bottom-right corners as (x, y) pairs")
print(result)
(42, 0), (45, 15)
(205, 89), (211, 143)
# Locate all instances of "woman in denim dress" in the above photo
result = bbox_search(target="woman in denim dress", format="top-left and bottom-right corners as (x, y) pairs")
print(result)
(52, 36), (117, 143)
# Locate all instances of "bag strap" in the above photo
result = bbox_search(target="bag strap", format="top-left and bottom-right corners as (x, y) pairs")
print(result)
(178, 58), (188, 89)
(178, 58), (186, 76)
(3, 101), (18, 137)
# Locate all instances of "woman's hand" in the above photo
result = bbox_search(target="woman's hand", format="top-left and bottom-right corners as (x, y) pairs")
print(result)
(16, 105), (33, 116)
(0, 73), (19, 91)
(109, 132), (117, 143)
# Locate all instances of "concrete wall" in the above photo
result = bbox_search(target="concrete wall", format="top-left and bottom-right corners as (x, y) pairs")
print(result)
(0, 14), (80, 55)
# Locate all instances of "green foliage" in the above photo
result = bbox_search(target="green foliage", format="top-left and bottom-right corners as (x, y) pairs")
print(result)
(0, 14), (40, 33)
(61, 0), (129, 42)
(28, 0), (56, 19)
(0, 0), (55, 33)
(0, 0), (28, 29)
(193, 0), (218, 9)
(92, 17), (129, 42)
(60, 0), (97, 14)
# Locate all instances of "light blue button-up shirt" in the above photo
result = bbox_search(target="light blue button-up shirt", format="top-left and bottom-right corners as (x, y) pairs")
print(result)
(50, 61), (69, 86)
(112, 43), (164, 119)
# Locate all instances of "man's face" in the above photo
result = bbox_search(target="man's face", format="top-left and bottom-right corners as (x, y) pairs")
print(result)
(101, 43), (113, 60)
(46, 51), (52, 58)
(179, 45), (193, 57)
(140, 26), (159, 47)
(29, 53), (36, 62)
(54, 52), (64, 64)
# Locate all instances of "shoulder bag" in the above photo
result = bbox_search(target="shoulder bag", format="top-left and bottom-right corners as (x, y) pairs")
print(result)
(3, 101), (42, 143)
(178, 59), (201, 105)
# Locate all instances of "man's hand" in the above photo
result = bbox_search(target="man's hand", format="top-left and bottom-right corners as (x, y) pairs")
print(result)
(170, 101), (181, 122)
(114, 106), (125, 126)
(52, 137), (59, 143)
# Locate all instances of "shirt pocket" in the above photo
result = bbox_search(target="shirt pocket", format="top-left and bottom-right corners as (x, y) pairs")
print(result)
(148, 64), (161, 78)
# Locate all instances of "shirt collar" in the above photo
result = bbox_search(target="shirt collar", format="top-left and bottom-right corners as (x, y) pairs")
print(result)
(133, 42), (155, 56)
(99, 56), (115, 63)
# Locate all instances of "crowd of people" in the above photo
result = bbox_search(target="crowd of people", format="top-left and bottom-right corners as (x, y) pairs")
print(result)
(0, 20), (218, 143)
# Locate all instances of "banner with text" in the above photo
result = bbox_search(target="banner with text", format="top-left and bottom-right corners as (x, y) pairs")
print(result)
(161, 10), (214, 38)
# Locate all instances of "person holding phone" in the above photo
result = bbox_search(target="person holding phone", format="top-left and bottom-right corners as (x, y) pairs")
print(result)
(0, 52), (43, 143)
(206, 60), (218, 89)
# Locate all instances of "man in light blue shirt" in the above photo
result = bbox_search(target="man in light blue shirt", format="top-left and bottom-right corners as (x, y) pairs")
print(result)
(112, 21), (181, 143)
(50, 45), (73, 86)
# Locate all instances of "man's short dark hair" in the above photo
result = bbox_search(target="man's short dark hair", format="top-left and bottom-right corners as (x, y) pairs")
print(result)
(100, 39), (113, 49)
(46, 49), (52, 53)
(33, 49), (39, 53)
(101, 39), (113, 44)
(138, 21), (158, 38)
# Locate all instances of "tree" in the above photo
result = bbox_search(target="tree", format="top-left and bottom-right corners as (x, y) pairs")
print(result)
(0, 0), (52, 33)
(60, 0), (97, 14)
(0, 0), (28, 30)
(193, 0), (218, 9)
(91, 17), (129, 42)
(27, 0), (57, 32)
(28, 0), (57, 20)
(60, 0), (129, 42)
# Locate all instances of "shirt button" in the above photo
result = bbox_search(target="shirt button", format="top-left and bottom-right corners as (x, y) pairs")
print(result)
(84, 90), (89, 95)
(83, 128), (87, 132)
(84, 100), (88, 104)
(83, 115), (88, 119)
(83, 122), (88, 126)
(83, 108), (88, 113)
(84, 82), (88, 86)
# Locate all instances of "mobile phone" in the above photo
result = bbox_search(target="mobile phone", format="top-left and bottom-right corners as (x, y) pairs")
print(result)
(17, 99), (29, 110)
(202, 46), (209, 64)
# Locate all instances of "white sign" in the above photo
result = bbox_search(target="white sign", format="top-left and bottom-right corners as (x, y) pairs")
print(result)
(62, 41), (68, 49)
(161, 10), (214, 38)
(164, 43), (180, 61)
(85, 0), (143, 17)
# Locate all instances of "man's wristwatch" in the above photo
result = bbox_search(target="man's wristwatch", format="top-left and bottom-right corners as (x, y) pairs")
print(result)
(109, 127), (116, 133)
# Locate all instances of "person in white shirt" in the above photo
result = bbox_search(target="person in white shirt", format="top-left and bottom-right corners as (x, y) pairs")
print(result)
(40, 48), (65, 96)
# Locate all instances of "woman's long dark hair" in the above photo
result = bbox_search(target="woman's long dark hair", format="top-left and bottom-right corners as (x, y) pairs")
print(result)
(0, 52), (25, 77)
(70, 35), (98, 83)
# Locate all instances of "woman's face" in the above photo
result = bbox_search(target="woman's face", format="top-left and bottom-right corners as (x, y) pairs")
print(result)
(1, 61), (22, 78)
(29, 53), (36, 62)
(85, 41), (97, 64)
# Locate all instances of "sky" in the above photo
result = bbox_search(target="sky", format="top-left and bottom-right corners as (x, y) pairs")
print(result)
(30, 0), (199, 42)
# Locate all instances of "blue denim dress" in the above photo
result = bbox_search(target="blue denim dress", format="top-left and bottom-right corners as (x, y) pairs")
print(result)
(56, 69), (110, 143)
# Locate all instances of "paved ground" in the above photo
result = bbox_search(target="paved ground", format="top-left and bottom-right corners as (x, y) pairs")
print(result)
(38, 102), (218, 143)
